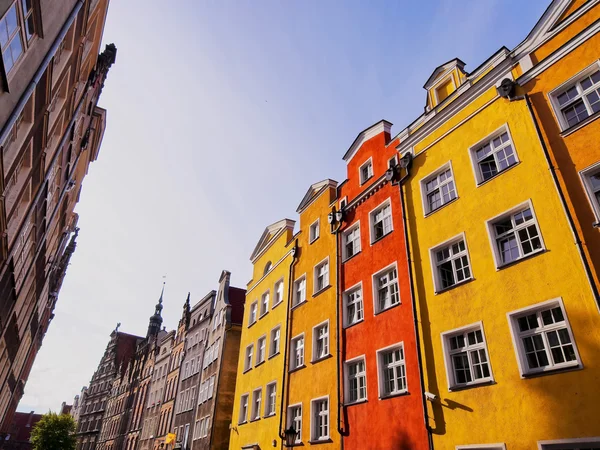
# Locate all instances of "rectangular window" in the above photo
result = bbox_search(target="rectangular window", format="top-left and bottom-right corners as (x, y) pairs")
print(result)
(373, 264), (399, 313)
(470, 127), (518, 184)
(273, 279), (284, 307)
(202, 416), (210, 437)
(313, 322), (329, 362)
(314, 258), (329, 293)
(270, 326), (281, 357)
(550, 62), (600, 130)
(343, 284), (364, 327)
(256, 336), (266, 365)
(239, 394), (248, 424)
(248, 301), (258, 325)
(539, 438), (600, 449)
(244, 344), (253, 372)
(432, 235), (472, 292)
(377, 344), (407, 397)
(290, 335), (304, 370)
(0, 3), (28, 75)
(489, 203), (544, 267)
(208, 376), (215, 399)
(251, 388), (262, 421)
(287, 405), (302, 444)
(311, 398), (329, 441)
(359, 158), (373, 185)
(343, 223), (361, 260)
(309, 219), (320, 243)
(580, 162), (600, 223)
(265, 382), (276, 416)
(508, 299), (580, 376)
(422, 164), (457, 214)
(370, 200), (393, 242)
(442, 324), (492, 389)
(293, 275), (306, 307)
(260, 291), (269, 317)
(345, 358), (367, 404)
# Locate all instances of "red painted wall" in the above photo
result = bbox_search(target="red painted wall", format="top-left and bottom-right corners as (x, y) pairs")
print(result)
(339, 130), (429, 450)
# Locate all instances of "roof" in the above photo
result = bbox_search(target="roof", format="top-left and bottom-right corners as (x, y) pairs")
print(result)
(423, 58), (466, 89)
(343, 120), (393, 162)
(228, 286), (246, 325)
(296, 179), (338, 213)
(249, 219), (295, 263)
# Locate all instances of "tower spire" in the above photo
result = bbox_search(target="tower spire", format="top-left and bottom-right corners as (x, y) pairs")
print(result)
(147, 282), (165, 338)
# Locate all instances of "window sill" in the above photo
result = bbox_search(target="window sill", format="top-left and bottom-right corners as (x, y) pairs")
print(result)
(291, 300), (307, 311)
(238, 420), (247, 426)
(359, 176), (373, 187)
(249, 417), (261, 423)
(496, 248), (545, 271)
(342, 251), (361, 263)
(254, 360), (265, 368)
(370, 231), (393, 246)
(313, 285), (331, 298)
(259, 311), (269, 319)
(263, 412), (276, 419)
(243, 367), (252, 374)
(309, 236), (320, 244)
(475, 161), (520, 188)
(268, 351), (280, 360)
(344, 398), (367, 407)
(289, 364), (306, 374)
(248, 321), (257, 329)
(379, 390), (409, 400)
(434, 277), (474, 295)
(343, 318), (364, 329)
(423, 196), (459, 218)
(521, 362), (581, 379)
(311, 354), (332, 364)
(287, 442), (304, 447)
(272, 300), (283, 310)
(309, 438), (333, 445)
(449, 379), (494, 391)
(374, 301), (401, 316)
(560, 109), (600, 137)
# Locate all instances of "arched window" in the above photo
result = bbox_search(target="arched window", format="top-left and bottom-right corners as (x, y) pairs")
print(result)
(264, 261), (272, 275)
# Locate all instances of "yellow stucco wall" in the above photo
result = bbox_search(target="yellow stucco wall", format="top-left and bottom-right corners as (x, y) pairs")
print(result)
(229, 227), (295, 450)
(404, 90), (600, 449)
(286, 186), (339, 448)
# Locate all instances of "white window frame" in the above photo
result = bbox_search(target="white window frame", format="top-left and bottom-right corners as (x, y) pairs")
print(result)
(313, 257), (330, 294)
(310, 396), (330, 442)
(359, 157), (373, 185)
(287, 403), (302, 444)
(339, 196), (348, 210)
(293, 274), (307, 308)
(388, 155), (399, 168)
(420, 162), (458, 216)
(429, 233), (473, 293)
(456, 445), (506, 450)
(248, 301), (258, 326)
(579, 161), (600, 224)
(264, 381), (277, 417)
(273, 278), (285, 308)
(372, 261), (400, 314)
(486, 200), (545, 269)
(344, 355), (367, 404)
(538, 437), (600, 450)
(507, 298), (581, 377)
(244, 344), (253, 372)
(260, 290), (270, 317)
(369, 198), (393, 243)
(290, 333), (305, 371)
(256, 336), (266, 366)
(376, 342), (408, 398)
(441, 322), (494, 390)
(468, 124), (519, 185)
(238, 393), (249, 424)
(342, 222), (361, 261)
(343, 282), (364, 328)
(251, 388), (262, 421)
(270, 325), (281, 358)
(309, 219), (320, 243)
(548, 60), (600, 131)
(312, 320), (330, 362)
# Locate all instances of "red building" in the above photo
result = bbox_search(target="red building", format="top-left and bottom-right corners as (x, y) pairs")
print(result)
(1, 411), (41, 449)
(337, 121), (429, 449)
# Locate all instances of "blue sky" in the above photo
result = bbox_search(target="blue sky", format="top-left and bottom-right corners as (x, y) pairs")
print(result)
(19, 0), (549, 413)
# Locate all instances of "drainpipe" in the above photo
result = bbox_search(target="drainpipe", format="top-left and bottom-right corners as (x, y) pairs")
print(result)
(278, 241), (298, 446)
(332, 216), (344, 445)
(524, 94), (600, 309)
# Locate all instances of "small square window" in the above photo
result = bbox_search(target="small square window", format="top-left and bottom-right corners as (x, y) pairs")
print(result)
(293, 275), (306, 307)
(287, 404), (302, 444)
(431, 234), (472, 292)
(270, 326), (281, 357)
(372, 263), (400, 314)
(343, 284), (364, 327)
(310, 397), (329, 441)
(312, 321), (329, 362)
(388, 155), (398, 168)
(421, 163), (457, 215)
(359, 158), (373, 185)
(256, 336), (266, 365)
(309, 219), (320, 243)
(265, 382), (277, 417)
(260, 291), (269, 317)
(251, 388), (262, 421)
(290, 334), (304, 370)
(470, 126), (519, 184)
(344, 357), (367, 404)
(370, 199), (393, 242)
(313, 258), (329, 294)
(248, 301), (258, 326)
(339, 197), (348, 210)
(342, 223), (361, 261)
(580, 162), (600, 224)
(442, 324), (493, 389)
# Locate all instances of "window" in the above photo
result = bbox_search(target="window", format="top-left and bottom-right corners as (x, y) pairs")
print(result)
(342, 223), (361, 260)
(508, 299), (580, 376)
(538, 438), (600, 449)
(208, 376), (215, 399)
(470, 127), (518, 184)
(290, 335), (304, 370)
(580, 162), (600, 223)
(388, 155), (398, 168)
(373, 264), (399, 313)
(345, 358), (367, 404)
(431, 235), (472, 292)
(435, 77), (455, 103)
(244, 344), (253, 372)
(550, 63), (600, 130)
(313, 258), (329, 293)
(311, 397), (329, 441)
(359, 158), (373, 184)
(339, 197), (347, 210)
(312, 321), (329, 362)
(1, 2), (34, 75)
(248, 301), (258, 325)
(377, 344), (407, 397)
(270, 326), (281, 357)
(343, 284), (363, 327)
(422, 164), (457, 214)
(263, 261), (272, 275)
(442, 324), (492, 389)
(287, 404), (302, 444)
(309, 219), (320, 243)
(256, 336), (266, 365)
(370, 199), (393, 242)
(293, 275), (306, 307)
(251, 388), (262, 421)
(488, 203), (544, 267)
(260, 291), (269, 317)
(238, 394), (249, 424)
(265, 382), (276, 416)
(273, 279), (284, 307)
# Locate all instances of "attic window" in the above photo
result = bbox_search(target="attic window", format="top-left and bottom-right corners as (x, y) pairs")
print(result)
(264, 261), (272, 275)
(435, 78), (455, 104)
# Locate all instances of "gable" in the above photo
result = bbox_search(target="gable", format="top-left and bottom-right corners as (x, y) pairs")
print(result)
(554, 0), (589, 29)
(249, 219), (295, 262)
(296, 179), (337, 213)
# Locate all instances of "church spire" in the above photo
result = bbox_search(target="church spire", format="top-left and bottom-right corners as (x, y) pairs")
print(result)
(147, 283), (165, 338)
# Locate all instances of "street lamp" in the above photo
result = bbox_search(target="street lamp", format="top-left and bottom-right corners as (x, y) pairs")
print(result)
(283, 425), (296, 447)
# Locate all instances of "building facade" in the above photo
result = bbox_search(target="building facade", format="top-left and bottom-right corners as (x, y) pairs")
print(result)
(0, 0), (115, 430)
(1, 410), (41, 450)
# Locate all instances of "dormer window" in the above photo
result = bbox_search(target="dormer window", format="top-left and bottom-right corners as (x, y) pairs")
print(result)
(435, 78), (455, 104)
(359, 158), (373, 185)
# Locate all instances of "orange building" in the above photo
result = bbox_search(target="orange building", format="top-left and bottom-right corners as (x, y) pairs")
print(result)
(336, 121), (429, 449)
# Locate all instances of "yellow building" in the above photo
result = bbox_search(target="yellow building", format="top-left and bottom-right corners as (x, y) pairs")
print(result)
(284, 180), (340, 448)
(394, 1), (600, 448)
(229, 219), (296, 449)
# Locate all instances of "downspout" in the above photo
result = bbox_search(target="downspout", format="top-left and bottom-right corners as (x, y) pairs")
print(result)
(396, 168), (434, 450)
(333, 219), (344, 444)
(524, 94), (600, 308)
(278, 241), (298, 445)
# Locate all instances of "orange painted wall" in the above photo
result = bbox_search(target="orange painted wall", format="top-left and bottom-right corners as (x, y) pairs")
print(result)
(338, 131), (429, 450)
